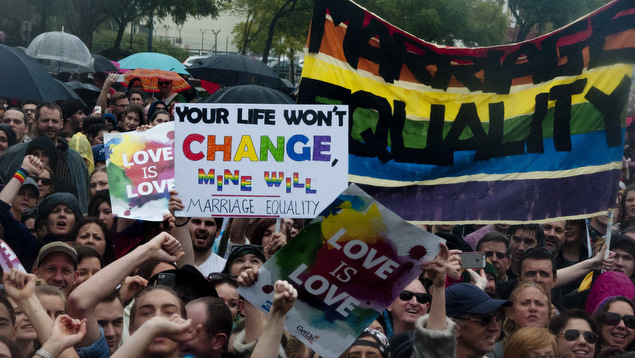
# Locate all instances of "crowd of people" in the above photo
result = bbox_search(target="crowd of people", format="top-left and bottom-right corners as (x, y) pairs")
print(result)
(0, 73), (632, 358)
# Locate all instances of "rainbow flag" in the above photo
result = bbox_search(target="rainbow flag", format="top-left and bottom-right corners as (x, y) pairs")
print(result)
(298, 0), (635, 223)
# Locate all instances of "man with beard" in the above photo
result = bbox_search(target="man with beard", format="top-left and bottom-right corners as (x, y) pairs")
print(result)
(189, 217), (226, 276)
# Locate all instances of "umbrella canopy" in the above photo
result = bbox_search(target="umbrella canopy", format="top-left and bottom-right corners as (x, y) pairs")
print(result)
(64, 81), (101, 106)
(188, 54), (286, 89)
(123, 68), (191, 93)
(91, 54), (119, 73)
(0, 44), (79, 102)
(118, 52), (189, 74)
(26, 31), (94, 74)
(204, 84), (295, 104)
(55, 80), (86, 105)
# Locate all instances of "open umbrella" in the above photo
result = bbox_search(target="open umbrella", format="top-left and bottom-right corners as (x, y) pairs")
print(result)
(204, 84), (294, 104)
(64, 81), (101, 106)
(0, 44), (79, 102)
(54, 80), (86, 105)
(26, 31), (94, 74)
(91, 54), (119, 73)
(118, 52), (189, 74)
(123, 68), (191, 93)
(188, 54), (286, 89)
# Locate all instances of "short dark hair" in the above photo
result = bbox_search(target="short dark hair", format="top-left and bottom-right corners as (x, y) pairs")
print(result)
(476, 231), (510, 257)
(75, 246), (103, 267)
(35, 102), (62, 122)
(520, 247), (556, 277)
(508, 224), (546, 248)
(60, 99), (86, 120)
(0, 335), (21, 358)
(549, 309), (595, 336)
(188, 296), (233, 347)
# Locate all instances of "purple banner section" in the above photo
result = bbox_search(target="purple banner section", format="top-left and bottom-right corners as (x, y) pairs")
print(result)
(356, 169), (621, 222)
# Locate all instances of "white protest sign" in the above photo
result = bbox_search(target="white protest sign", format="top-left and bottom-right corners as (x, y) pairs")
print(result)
(173, 103), (348, 218)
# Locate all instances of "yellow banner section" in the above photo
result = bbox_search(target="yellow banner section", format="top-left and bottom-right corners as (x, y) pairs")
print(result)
(302, 54), (633, 122)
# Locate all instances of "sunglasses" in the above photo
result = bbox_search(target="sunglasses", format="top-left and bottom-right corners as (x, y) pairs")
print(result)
(158, 81), (171, 86)
(604, 312), (635, 329)
(398, 290), (432, 304)
(31, 176), (52, 186)
(456, 311), (504, 326)
(484, 251), (506, 260)
(560, 329), (598, 344)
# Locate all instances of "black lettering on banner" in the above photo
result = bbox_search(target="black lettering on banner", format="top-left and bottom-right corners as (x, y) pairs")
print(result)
(484, 102), (526, 159)
(527, 93), (549, 154)
(585, 75), (632, 147)
(349, 91), (392, 160)
(549, 79), (587, 152)
(308, 0), (635, 94)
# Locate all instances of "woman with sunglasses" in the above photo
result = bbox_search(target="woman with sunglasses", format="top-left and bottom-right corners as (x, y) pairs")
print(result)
(593, 296), (635, 353)
(549, 309), (597, 358)
(32, 165), (54, 204)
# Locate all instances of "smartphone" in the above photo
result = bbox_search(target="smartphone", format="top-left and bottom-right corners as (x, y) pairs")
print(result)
(459, 252), (486, 269)
(94, 106), (102, 115)
(155, 272), (176, 289)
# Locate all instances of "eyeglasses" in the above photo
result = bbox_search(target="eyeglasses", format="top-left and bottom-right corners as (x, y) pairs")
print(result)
(604, 312), (635, 329)
(31, 176), (51, 186)
(455, 311), (504, 326)
(207, 273), (238, 282)
(559, 329), (598, 344)
(398, 290), (432, 304)
(485, 251), (506, 260)
(158, 81), (171, 86)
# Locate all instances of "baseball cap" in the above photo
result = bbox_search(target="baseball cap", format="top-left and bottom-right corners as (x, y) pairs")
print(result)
(446, 283), (511, 318)
(34, 241), (78, 268)
(20, 177), (39, 198)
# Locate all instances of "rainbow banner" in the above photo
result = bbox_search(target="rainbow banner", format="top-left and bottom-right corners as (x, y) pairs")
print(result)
(299, 0), (635, 223)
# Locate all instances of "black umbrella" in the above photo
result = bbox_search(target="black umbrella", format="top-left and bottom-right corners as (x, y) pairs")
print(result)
(204, 84), (295, 104)
(91, 54), (118, 73)
(0, 44), (78, 102)
(64, 81), (100, 106)
(188, 54), (286, 89)
(54, 80), (86, 106)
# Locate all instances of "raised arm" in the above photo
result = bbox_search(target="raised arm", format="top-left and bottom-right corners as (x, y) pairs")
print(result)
(35, 315), (87, 358)
(0, 155), (42, 205)
(111, 314), (195, 358)
(3, 270), (79, 358)
(421, 242), (461, 330)
(95, 74), (118, 115)
(67, 232), (184, 347)
(250, 280), (297, 358)
(237, 266), (267, 344)
(555, 243), (614, 287)
(168, 189), (195, 268)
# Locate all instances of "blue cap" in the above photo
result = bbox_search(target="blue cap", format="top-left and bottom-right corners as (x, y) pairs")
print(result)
(445, 283), (511, 318)
(92, 144), (105, 162)
(103, 113), (117, 126)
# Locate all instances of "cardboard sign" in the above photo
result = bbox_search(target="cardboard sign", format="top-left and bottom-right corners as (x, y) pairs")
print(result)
(104, 122), (175, 221)
(238, 184), (443, 357)
(173, 103), (348, 218)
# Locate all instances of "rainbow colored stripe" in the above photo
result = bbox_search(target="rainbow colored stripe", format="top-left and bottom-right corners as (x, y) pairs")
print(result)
(299, 0), (635, 223)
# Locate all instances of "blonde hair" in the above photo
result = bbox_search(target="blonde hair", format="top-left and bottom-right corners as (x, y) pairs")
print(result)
(503, 327), (556, 358)
(503, 281), (551, 340)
